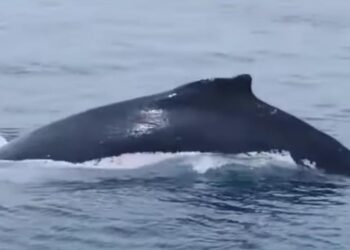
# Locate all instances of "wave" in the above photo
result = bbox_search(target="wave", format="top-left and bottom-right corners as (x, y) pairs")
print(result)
(0, 151), (304, 184)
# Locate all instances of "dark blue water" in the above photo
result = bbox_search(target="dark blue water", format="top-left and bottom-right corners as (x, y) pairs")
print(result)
(1, 0), (350, 249)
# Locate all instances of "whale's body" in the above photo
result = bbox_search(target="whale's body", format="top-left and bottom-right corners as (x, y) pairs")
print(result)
(0, 74), (349, 175)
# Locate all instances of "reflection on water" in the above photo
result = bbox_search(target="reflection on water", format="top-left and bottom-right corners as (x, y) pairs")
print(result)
(0, 158), (349, 249)
(16, 165), (348, 250)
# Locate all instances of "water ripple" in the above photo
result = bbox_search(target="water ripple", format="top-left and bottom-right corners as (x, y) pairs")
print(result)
(0, 62), (128, 76)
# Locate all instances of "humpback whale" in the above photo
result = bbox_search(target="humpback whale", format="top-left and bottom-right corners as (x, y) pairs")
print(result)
(0, 74), (349, 175)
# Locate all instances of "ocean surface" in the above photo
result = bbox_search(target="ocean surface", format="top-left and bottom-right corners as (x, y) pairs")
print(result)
(0, 0), (350, 249)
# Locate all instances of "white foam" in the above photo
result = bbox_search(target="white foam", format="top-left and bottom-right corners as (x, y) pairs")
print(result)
(0, 151), (300, 184)
(72, 150), (298, 173)
(82, 152), (201, 169)
(0, 136), (7, 148)
(0, 151), (298, 171)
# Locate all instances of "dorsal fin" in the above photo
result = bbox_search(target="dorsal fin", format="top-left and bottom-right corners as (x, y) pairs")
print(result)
(174, 74), (253, 96)
(209, 74), (252, 94)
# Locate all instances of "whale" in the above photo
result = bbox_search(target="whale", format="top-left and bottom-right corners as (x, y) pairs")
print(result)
(0, 74), (349, 175)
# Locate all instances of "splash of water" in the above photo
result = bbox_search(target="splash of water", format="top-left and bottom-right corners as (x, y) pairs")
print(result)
(0, 151), (299, 184)
(0, 136), (7, 148)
